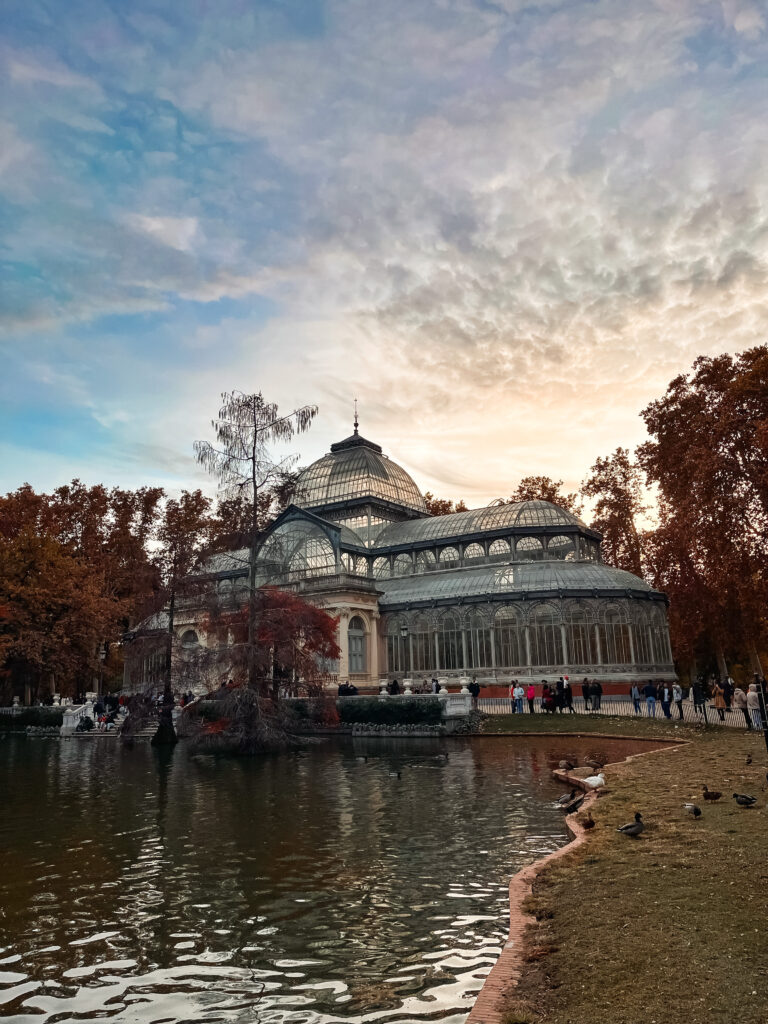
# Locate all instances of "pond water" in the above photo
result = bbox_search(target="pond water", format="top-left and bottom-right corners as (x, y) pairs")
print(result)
(0, 734), (653, 1024)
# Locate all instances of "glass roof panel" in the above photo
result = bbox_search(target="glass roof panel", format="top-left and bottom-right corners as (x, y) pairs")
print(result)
(375, 500), (585, 548)
(377, 561), (653, 607)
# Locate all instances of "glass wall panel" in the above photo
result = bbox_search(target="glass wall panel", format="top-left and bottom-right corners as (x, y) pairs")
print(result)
(466, 613), (492, 669)
(437, 613), (463, 670)
(392, 554), (413, 577)
(494, 608), (524, 667)
(566, 605), (596, 665)
(259, 520), (336, 580)
(530, 606), (561, 666)
(415, 550), (437, 574)
(487, 538), (511, 563)
(515, 536), (544, 562)
(599, 605), (632, 664)
(463, 543), (486, 565)
(411, 615), (434, 672)
(633, 611), (654, 664)
(548, 535), (576, 560)
(649, 605), (670, 663)
(373, 556), (390, 579)
(348, 615), (367, 673)
(439, 546), (459, 568)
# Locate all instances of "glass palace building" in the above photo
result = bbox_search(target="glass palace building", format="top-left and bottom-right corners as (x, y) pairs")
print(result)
(190, 424), (675, 690)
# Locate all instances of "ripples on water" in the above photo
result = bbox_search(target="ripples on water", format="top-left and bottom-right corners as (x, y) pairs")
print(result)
(0, 735), (602, 1024)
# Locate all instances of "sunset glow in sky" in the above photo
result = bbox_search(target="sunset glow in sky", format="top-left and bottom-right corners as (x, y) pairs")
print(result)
(2, 0), (768, 505)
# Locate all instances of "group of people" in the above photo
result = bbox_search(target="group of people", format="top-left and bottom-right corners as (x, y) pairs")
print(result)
(506, 676), (596, 714)
(705, 674), (766, 728)
(337, 681), (360, 696)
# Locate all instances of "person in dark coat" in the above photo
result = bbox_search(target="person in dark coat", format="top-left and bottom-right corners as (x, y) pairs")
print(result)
(591, 679), (603, 711)
(581, 678), (591, 711)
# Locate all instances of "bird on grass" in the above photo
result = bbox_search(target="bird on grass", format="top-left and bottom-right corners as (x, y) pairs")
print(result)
(732, 793), (757, 807)
(617, 812), (645, 838)
(683, 803), (702, 818)
(557, 788), (578, 805)
(583, 772), (606, 789)
(558, 759), (576, 771)
(702, 785), (722, 801)
(746, 754), (753, 765)
(582, 812), (595, 830)
(584, 757), (605, 771)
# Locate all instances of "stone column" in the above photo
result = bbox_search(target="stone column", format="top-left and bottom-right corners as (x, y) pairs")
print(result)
(560, 624), (568, 667)
(524, 626), (531, 667)
(337, 605), (350, 682)
(594, 624), (602, 665)
(369, 611), (380, 682)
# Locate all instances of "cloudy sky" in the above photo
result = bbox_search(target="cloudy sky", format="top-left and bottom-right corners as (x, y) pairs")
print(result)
(2, 0), (767, 506)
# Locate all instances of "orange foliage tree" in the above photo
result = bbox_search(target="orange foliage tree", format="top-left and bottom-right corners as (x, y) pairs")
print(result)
(581, 448), (647, 576)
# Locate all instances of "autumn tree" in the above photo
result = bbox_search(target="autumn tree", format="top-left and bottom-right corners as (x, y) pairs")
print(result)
(423, 492), (468, 516)
(150, 490), (213, 744)
(508, 476), (583, 516)
(194, 392), (318, 692)
(581, 448), (646, 576)
(638, 346), (768, 676)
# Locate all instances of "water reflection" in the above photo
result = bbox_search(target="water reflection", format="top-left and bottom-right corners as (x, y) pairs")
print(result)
(0, 735), (649, 1024)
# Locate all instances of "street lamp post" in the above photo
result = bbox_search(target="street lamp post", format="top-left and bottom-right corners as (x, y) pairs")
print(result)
(400, 624), (410, 677)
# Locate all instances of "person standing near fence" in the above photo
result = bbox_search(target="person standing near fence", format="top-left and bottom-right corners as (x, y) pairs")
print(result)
(591, 679), (603, 711)
(555, 676), (565, 713)
(563, 676), (575, 713)
(509, 679), (516, 712)
(581, 677), (591, 710)
(692, 678), (705, 714)
(660, 682), (673, 719)
(513, 681), (525, 715)
(631, 683), (641, 715)
(713, 680), (726, 721)
(643, 679), (657, 717)
(747, 683), (762, 728)
(732, 685), (750, 729)
(673, 681), (684, 720)
(526, 682), (536, 714)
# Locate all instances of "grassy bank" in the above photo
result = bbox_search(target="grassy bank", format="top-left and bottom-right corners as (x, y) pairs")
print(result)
(498, 723), (768, 1024)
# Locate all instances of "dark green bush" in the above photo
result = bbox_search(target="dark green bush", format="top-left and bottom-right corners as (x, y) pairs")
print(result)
(0, 707), (64, 731)
(337, 697), (442, 725)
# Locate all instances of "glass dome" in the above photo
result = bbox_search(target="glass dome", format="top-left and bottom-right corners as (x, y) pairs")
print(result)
(292, 430), (427, 514)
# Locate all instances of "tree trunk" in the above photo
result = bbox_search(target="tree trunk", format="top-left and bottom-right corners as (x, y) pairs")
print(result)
(152, 588), (177, 746)
(749, 642), (764, 677)
(714, 639), (728, 680)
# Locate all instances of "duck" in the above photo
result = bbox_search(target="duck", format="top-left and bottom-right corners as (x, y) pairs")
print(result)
(617, 812), (645, 838)
(746, 754), (752, 765)
(562, 793), (585, 815)
(732, 793), (757, 807)
(583, 772), (606, 789)
(557, 788), (578, 806)
(582, 812), (596, 830)
(702, 785), (722, 801)
(558, 759), (576, 771)
(683, 803), (702, 818)
(584, 757), (605, 771)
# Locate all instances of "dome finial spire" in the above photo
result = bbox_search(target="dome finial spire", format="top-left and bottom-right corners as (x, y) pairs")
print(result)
(353, 396), (359, 435)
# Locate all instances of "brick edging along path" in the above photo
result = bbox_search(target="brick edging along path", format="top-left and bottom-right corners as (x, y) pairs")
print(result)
(465, 740), (688, 1024)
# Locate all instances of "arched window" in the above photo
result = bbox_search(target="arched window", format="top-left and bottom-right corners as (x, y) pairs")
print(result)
(463, 543), (485, 565)
(487, 538), (510, 563)
(392, 554), (413, 577)
(411, 614), (434, 672)
(548, 535), (576, 561)
(566, 604), (596, 666)
(259, 520), (336, 580)
(515, 537), (544, 562)
(494, 608), (524, 668)
(599, 604), (632, 664)
(530, 605), (561, 667)
(341, 552), (356, 574)
(348, 616), (367, 674)
(415, 550), (437, 574)
(437, 613), (463, 671)
(373, 556), (390, 579)
(579, 538), (599, 562)
(439, 546), (460, 568)
(466, 612), (492, 669)
(180, 629), (199, 649)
